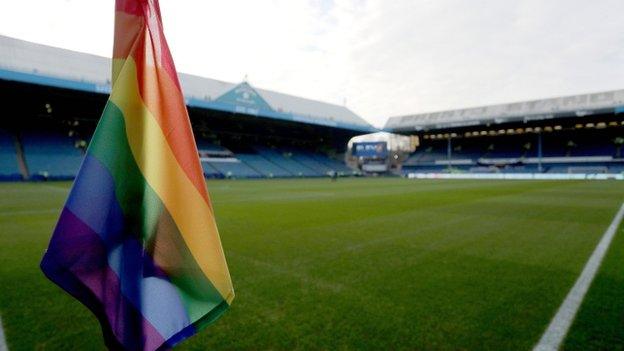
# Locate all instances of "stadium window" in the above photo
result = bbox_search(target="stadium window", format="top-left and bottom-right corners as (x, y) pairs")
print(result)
(472, 131), (479, 136)
(450, 133), (457, 137)
(575, 124), (583, 129)
(480, 131), (487, 136)
(506, 129), (515, 134)
(554, 125), (563, 130)
(609, 121), (618, 127)
(585, 123), (595, 128)
(596, 122), (606, 129)
(544, 126), (553, 132)
(498, 129), (506, 134)
(488, 130), (496, 136)
(464, 132), (471, 137)
(525, 127), (533, 133)
(516, 128), (524, 134)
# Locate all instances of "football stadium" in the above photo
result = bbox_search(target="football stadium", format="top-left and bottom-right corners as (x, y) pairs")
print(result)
(2, 1), (624, 350)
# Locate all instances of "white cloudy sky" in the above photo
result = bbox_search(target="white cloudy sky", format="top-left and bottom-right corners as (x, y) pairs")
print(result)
(1, 0), (623, 127)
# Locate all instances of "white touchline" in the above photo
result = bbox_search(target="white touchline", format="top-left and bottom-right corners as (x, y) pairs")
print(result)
(0, 315), (8, 351)
(533, 202), (624, 351)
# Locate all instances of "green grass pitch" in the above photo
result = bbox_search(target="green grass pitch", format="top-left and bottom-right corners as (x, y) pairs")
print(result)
(1, 178), (624, 350)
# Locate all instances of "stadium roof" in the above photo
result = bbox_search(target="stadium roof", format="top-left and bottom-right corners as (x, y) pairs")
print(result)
(0, 35), (375, 133)
(385, 89), (624, 132)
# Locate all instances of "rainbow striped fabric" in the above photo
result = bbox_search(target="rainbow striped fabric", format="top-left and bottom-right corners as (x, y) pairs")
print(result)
(40, 0), (234, 349)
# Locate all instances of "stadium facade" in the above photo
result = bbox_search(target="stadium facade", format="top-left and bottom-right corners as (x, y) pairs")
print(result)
(385, 90), (624, 176)
(2, 34), (624, 181)
(0, 35), (375, 180)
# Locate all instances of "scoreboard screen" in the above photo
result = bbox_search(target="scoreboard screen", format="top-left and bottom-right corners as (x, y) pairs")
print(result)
(352, 142), (388, 158)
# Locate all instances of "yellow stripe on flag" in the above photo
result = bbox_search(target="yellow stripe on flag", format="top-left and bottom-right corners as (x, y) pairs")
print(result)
(110, 57), (234, 303)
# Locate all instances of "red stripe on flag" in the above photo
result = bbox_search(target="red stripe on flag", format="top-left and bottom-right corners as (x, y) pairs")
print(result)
(115, 0), (144, 16)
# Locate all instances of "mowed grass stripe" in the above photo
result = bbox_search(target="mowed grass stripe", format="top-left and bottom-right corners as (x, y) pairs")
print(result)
(1, 179), (623, 350)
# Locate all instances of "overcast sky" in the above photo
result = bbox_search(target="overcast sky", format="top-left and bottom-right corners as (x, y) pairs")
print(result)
(1, 0), (623, 127)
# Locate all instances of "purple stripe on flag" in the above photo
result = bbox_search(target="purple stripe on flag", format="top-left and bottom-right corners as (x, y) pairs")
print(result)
(41, 207), (165, 350)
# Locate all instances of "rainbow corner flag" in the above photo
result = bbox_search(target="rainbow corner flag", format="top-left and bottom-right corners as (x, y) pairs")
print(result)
(40, 0), (234, 349)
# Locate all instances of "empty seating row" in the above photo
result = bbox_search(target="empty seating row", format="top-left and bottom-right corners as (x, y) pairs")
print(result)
(21, 131), (83, 179)
(205, 159), (263, 178)
(0, 131), (354, 180)
(236, 154), (292, 177)
(255, 147), (321, 177)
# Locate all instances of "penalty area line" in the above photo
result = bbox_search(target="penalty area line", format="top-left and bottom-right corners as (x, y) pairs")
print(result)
(0, 315), (8, 351)
(533, 202), (624, 351)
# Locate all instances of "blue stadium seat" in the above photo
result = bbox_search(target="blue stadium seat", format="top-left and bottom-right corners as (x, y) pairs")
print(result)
(21, 131), (83, 180)
(255, 147), (321, 176)
(206, 160), (263, 178)
(236, 154), (292, 177)
(286, 149), (334, 175)
(309, 153), (353, 174)
(200, 162), (223, 179)
(0, 129), (21, 180)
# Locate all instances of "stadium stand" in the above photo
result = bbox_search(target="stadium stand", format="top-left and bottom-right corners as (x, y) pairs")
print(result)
(21, 131), (84, 180)
(255, 147), (321, 177)
(310, 153), (352, 174)
(285, 149), (334, 175)
(206, 159), (263, 179)
(3, 35), (624, 179)
(0, 129), (21, 180)
(401, 130), (624, 175)
(236, 154), (292, 177)
(0, 35), (366, 181)
(385, 88), (624, 176)
(199, 162), (223, 179)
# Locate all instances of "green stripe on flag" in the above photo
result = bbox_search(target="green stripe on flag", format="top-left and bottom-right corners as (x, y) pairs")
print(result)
(87, 101), (228, 322)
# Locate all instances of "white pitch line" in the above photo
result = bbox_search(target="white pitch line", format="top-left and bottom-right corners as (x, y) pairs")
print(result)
(0, 315), (8, 351)
(533, 202), (624, 351)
